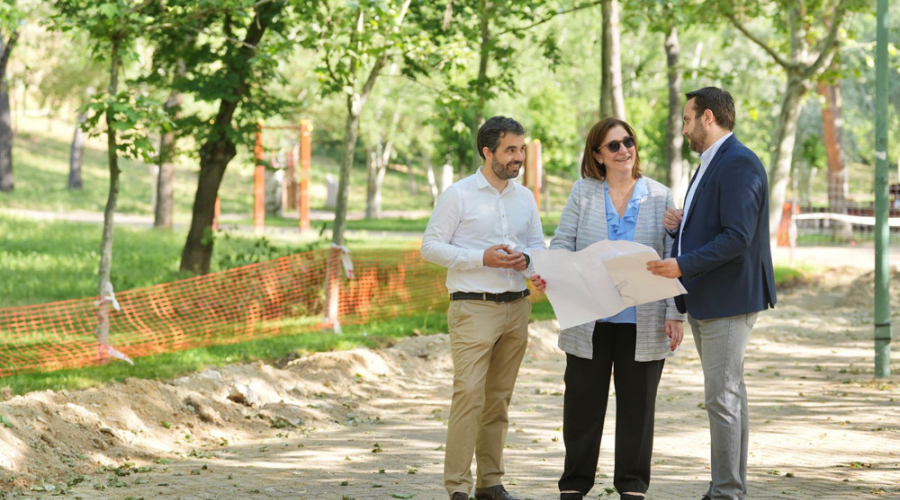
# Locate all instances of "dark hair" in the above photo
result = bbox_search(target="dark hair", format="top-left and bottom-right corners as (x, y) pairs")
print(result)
(685, 87), (735, 131)
(580, 118), (642, 181)
(477, 116), (526, 160)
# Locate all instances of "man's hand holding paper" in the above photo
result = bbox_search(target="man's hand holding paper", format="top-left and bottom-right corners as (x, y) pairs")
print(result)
(530, 240), (687, 330)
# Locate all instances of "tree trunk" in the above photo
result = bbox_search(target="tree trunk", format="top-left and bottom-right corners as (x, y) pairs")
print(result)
(0, 89), (12, 193)
(365, 148), (379, 219)
(767, 75), (810, 239)
(365, 96), (398, 219)
(819, 80), (846, 213)
(332, 96), (363, 246)
(180, 5), (280, 274)
(96, 36), (122, 361)
(425, 155), (439, 206)
(155, 90), (182, 229)
(470, 0), (491, 177)
(331, 49), (389, 245)
(180, 141), (236, 273)
(406, 158), (417, 194)
(664, 26), (684, 205)
(0, 31), (16, 193)
(68, 110), (87, 190)
(155, 129), (176, 228)
(600, 0), (625, 119)
(365, 142), (391, 220)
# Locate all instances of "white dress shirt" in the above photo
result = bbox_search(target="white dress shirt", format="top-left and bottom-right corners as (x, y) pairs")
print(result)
(678, 132), (733, 256)
(421, 167), (546, 294)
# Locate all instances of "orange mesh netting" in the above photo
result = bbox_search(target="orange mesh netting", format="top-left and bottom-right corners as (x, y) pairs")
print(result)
(0, 246), (450, 377)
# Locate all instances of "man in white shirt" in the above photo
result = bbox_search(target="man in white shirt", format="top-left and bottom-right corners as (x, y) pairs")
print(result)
(421, 116), (545, 500)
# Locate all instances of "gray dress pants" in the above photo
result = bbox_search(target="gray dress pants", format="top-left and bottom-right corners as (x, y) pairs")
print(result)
(688, 312), (758, 500)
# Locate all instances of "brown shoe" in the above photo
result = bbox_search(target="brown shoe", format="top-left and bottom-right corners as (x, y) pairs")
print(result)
(474, 485), (521, 500)
(451, 492), (470, 500)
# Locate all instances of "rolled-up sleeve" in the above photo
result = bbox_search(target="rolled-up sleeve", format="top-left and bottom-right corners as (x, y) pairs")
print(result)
(421, 187), (485, 271)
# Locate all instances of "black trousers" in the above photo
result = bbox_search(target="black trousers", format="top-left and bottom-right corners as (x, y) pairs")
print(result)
(558, 322), (665, 495)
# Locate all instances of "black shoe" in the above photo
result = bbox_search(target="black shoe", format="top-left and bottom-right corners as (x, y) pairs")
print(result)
(560, 493), (583, 500)
(450, 492), (470, 500)
(701, 496), (711, 500)
(620, 494), (645, 500)
(474, 485), (521, 500)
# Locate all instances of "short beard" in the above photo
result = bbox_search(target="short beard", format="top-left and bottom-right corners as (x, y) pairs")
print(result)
(688, 123), (707, 153)
(491, 156), (521, 180)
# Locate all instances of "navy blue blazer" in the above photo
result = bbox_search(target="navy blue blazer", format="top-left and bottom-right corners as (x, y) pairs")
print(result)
(672, 134), (777, 320)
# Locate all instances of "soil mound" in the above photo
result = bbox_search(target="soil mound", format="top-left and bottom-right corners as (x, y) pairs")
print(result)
(0, 320), (561, 491)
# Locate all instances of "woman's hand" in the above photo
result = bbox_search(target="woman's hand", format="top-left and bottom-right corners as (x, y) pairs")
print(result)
(665, 320), (684, 351)
(530, 274), (546, 293)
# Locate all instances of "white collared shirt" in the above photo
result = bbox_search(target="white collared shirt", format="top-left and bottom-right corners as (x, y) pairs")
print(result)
(678, 132), (733, 256)
(421, 167), (546, 294)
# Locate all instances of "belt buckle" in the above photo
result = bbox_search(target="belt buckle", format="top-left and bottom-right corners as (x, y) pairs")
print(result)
(482, 292), (487, 301)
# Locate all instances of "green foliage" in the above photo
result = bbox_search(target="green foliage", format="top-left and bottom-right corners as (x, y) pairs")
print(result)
(800, 134), (826, 170)
(213, 232), (327, 270)
(81, 91), (172, 162)
(143, 0), (296, 151)
(523, 84), (579, 176)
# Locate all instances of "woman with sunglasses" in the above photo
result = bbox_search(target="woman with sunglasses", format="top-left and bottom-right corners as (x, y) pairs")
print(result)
(531, 118), (685, 500)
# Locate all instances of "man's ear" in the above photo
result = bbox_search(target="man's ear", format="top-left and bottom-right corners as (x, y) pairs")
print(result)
(703, 109), (715, 127)
(482, 146), (492, 161)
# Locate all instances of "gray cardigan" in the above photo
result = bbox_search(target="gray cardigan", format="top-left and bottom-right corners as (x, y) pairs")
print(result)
(550, 176), (686, 361)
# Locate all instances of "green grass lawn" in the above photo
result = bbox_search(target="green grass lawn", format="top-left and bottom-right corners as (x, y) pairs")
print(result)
(0, 116), (457, 217)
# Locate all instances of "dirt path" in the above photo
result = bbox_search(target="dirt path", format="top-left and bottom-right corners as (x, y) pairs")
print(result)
(1, 267), (899, 500)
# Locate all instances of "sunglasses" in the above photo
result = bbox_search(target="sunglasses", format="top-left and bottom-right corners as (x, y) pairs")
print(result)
(598, 136), (635, 153)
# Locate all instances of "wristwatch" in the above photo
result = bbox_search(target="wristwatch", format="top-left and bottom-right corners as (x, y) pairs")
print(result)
(524, 253), (531, 267)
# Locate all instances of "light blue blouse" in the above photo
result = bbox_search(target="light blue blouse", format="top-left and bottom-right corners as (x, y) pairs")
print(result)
(599, 177), (647, 324)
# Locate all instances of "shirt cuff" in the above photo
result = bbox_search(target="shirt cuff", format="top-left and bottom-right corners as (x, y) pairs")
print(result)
(469, 249), (485, 269)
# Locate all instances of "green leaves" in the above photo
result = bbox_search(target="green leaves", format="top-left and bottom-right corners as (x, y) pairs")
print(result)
(97, 3), (120, 19)
(79, 91), (173, 162)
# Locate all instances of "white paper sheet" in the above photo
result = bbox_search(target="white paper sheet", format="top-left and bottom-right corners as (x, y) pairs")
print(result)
(530, 240), (687, 330)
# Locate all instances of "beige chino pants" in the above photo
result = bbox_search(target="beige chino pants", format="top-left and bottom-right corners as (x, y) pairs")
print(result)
(443, 297), (531, 496)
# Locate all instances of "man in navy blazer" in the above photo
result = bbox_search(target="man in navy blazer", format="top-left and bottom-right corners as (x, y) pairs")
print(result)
(648, 87), (776, 500)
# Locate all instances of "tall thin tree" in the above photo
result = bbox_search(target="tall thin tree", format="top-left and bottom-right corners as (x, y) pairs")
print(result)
(0, 28), (18, 193)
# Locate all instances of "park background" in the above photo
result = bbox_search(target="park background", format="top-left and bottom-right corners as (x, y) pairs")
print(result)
(0, 1), (898, 498)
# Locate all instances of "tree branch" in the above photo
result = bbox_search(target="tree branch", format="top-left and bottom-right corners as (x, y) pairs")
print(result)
(0, 31), (19, 79)
(496, 0), (604, 36)
(802, 1), (848, 79)
(360, 52), (390, 103)
(725, 12), (793, 70)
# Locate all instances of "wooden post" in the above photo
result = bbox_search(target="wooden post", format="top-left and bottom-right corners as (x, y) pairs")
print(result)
(212, 197), (221, 231)
(524, 141), (542, 207)
(299, 121), (312, 233)
(253, 123), (265, 235)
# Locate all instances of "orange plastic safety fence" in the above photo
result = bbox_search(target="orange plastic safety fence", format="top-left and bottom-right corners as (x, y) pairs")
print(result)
(0, 246), (449, 377)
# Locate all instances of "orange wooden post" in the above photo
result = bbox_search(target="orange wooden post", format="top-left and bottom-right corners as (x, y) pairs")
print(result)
(212, 197), (221, 231)
(299, 120), (312, 233)
(531, 139), (542, 208)
(524, 140), (542, 208)
(253, 123), (265, 235)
